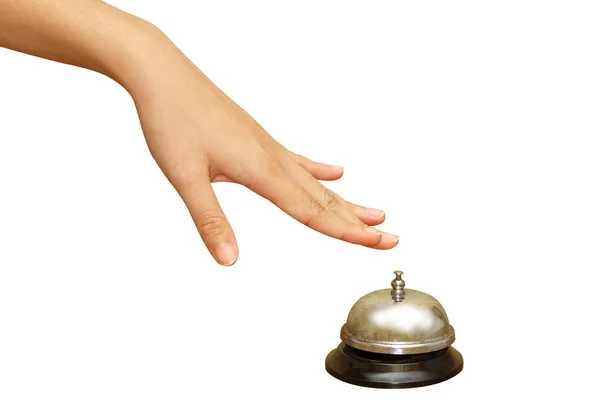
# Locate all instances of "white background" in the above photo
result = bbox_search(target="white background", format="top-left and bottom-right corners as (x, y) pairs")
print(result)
(1, 1), (599, 406)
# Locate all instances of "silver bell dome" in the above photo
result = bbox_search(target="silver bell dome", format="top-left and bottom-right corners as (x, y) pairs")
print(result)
(340, 271), (455, 355)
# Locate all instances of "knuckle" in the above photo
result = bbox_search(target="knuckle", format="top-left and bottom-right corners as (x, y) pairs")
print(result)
(300, 196), (328, 227)
(304, 189), (342, 224)
(310, 196), (328, 217)
(324, 189), (343, 213)
(197, 209), (226, 237)
(167, 156), (203, 187)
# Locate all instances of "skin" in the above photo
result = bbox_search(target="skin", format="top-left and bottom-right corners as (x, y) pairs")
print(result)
(0, 0), (399, 266)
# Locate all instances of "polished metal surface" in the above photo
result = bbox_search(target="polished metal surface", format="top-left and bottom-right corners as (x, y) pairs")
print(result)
(340, 271), (455, 355)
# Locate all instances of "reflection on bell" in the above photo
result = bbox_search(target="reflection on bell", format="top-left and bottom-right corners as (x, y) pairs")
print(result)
(325, 271), (463, 388)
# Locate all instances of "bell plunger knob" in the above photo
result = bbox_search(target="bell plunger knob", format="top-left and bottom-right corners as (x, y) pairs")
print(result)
(391, 270), (406, 302)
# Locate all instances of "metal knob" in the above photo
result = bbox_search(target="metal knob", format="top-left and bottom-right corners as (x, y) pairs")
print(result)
(391, 270), (406, 302)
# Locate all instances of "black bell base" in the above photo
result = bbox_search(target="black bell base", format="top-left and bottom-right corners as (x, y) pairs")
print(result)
(325, 343), (463, 389)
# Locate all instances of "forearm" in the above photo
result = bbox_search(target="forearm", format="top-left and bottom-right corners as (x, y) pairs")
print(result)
(0, 0), (185, 94)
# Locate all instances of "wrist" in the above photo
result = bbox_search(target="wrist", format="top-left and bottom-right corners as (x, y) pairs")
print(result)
(106, 18), (208, 101)
(93, 5), (217, 108)
(91, 10), (172, 92)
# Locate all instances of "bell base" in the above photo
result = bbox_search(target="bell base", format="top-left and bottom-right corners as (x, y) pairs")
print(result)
(325, 343), (463, 389)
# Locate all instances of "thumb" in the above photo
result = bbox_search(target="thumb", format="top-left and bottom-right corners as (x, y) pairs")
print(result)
(179, 178), (238, 266)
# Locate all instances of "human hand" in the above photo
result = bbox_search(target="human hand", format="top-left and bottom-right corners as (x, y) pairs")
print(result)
(0, 1), (398, 266)
(119, 28), (400, 266)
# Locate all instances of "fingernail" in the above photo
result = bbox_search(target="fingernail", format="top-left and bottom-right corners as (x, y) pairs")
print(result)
(333, 166), (344, 172)
(366, 208), (385, 218)
(213, 242), (238, 266)
(381, 232), (400, 243)
(365, 226), (382, 236)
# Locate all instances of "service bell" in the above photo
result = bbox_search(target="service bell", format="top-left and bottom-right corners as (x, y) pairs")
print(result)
(325, 271), (463, 388)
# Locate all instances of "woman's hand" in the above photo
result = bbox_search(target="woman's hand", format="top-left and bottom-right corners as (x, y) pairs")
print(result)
(0, 0), (398, 266)
(125, 28), (399, 266)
